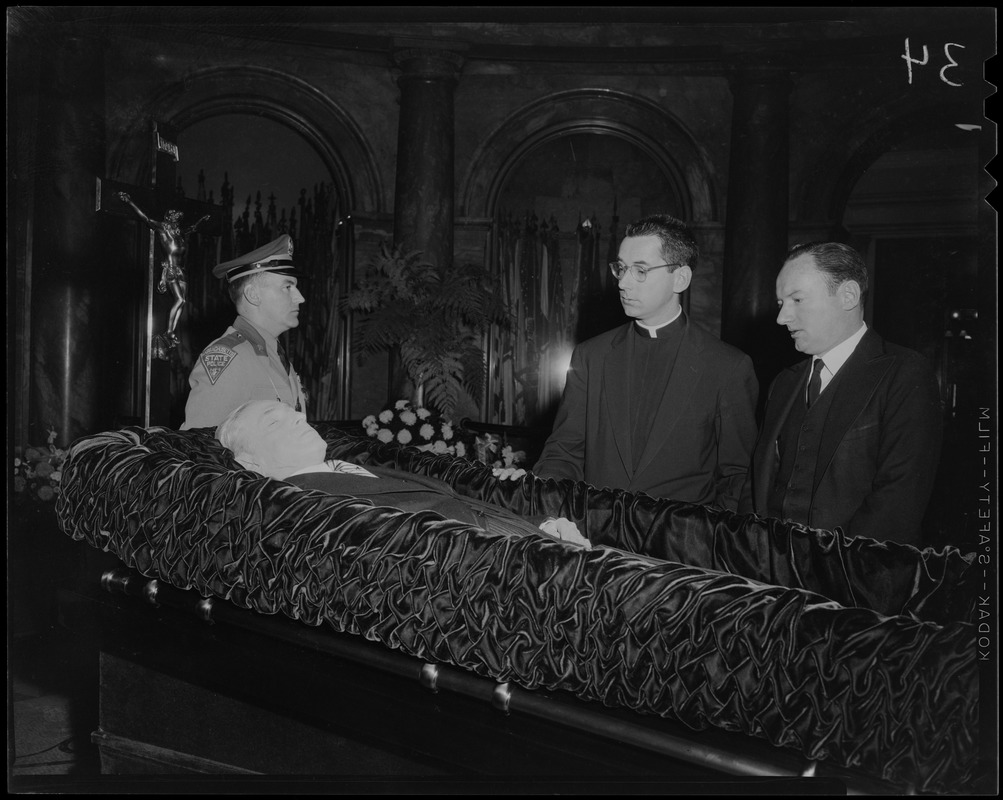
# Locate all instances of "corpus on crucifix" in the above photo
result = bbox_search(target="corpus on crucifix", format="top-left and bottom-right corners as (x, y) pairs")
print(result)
(116, 191), (211, 355)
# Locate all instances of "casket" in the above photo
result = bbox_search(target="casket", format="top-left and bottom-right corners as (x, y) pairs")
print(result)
(54, 423), (983, 792)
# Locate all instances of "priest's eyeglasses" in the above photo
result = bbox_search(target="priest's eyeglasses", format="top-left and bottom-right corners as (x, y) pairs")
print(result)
(608, 261), (684, 282)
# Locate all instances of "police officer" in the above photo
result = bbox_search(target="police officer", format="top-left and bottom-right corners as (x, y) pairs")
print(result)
(181, 234), (308, 430)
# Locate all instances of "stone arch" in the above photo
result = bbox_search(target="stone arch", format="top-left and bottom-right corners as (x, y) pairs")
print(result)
(108, 66), (384, 213)
(794, 98), (978, 230)
(459, 88), (718, 223)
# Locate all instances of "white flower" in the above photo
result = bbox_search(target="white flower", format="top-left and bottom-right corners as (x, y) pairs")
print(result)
(416, 407), (431, 420)
(400, 410), (417, 426)
(50, 471), (61, 483)
(378, 409), (393, 423)
(394, 399), (409, 410)
(441, 423), (453, 440)
(501, 445), (525, 467)
(431, 439), (448, 454)
(397, 429), (413, 444)
(362, 414), (376, 427)
(376, 429), (394, 443)
(454, 441), (466, 458)
(419, 423), (435, 440)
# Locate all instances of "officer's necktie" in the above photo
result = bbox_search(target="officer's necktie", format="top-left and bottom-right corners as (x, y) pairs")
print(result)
(806, 358), (824, 407)
(277, 340), (302, 411)
(276, 340), (290, 374)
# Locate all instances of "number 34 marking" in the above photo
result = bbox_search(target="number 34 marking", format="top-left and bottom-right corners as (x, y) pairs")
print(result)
(902, 38), (966, 86)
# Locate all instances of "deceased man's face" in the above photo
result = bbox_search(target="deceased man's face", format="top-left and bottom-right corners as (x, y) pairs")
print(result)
(240, 400), (327, 477)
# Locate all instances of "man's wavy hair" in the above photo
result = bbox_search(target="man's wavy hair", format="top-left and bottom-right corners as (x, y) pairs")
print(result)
(623, 214), (699, 270)
(785, 241), (869, 301)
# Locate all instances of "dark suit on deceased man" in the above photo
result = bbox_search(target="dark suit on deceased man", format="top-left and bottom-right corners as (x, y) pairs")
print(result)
(217, 400), (590, 548)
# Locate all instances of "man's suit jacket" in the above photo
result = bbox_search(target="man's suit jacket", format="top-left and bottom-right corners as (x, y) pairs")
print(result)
(745, 329), (943, 544)
(533, 317), (759, 508)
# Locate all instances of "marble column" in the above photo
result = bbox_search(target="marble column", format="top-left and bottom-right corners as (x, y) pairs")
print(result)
(391, 47), (464, 268)
(28, 35), (106, 447)
(721, 67), (794, 390)
(388, 47), (464, 400)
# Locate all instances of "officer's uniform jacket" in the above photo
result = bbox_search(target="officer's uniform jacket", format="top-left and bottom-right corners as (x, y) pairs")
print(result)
(181, 315), (306, 430)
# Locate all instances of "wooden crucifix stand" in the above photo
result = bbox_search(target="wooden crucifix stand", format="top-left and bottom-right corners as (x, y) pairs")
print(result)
(96, 121), (221, 426)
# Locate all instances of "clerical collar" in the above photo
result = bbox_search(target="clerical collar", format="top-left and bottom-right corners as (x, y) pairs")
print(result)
(634, 308), (682, 338)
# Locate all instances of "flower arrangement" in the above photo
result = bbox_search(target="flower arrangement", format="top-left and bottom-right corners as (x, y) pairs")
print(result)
(471, 433), (526, 470)
(13, 428), (67, 504)
(362, 400), (468, 458)
(361, 399), (526, 468)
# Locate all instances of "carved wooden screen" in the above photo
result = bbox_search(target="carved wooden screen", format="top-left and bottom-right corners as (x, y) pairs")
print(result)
(485, 210), (623, 429)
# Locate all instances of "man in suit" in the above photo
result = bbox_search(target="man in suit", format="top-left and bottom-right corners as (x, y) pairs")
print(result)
(745, 241), (942, 545)
(182, 234), (308, 430)
(499, 214), (758, 509)
(216, 399), (590, 548)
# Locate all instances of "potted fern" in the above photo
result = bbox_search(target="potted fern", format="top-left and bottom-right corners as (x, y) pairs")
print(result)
(346, 243), (511, 416)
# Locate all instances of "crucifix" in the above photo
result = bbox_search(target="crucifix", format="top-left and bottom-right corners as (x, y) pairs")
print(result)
(96, 121), (222, 425)
(115, 191), (210, 353)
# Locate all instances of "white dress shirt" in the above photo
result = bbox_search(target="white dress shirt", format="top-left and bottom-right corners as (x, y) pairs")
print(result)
(288, 459), (377, 478)
(814, 323), (868, 396)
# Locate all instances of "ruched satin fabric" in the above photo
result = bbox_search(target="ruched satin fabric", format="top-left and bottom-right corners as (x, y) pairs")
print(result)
(317, 423), (977, 626)
(55, 424), (979, 792)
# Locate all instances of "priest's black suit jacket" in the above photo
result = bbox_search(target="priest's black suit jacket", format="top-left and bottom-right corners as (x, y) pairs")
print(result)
(533, 316), (759, 509)
(743, 329), (943, 545)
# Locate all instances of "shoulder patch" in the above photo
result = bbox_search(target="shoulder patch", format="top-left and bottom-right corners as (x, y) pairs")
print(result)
(200, 344), (239, 385)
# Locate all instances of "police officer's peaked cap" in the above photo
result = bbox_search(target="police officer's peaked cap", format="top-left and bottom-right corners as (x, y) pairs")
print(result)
(212, 234), (302, 282)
